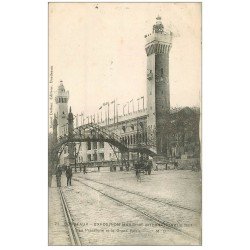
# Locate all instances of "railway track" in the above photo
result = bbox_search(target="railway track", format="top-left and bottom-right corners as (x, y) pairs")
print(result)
(80, 177), (200, 214)
(59, 188), (81, 246)
(73, 177), (200, 242)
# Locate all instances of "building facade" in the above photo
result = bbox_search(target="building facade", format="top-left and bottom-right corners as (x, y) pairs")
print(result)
(53, 17), (200, 169)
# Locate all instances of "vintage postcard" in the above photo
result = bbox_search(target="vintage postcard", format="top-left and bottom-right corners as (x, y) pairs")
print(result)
(48, 2), (201, 245)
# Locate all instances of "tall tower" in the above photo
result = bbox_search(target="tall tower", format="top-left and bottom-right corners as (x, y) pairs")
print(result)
(145, 16), (172, 156)
(55, 80), (69, 137)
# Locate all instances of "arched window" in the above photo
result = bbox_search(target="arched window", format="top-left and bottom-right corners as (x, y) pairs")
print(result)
(122, 126), (126, 132)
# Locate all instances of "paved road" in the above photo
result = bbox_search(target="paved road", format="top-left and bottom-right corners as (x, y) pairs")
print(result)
(49, 170), (201, 245)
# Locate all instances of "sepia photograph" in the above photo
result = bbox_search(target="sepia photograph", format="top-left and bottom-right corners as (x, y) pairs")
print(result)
(48, 2), (201, 246)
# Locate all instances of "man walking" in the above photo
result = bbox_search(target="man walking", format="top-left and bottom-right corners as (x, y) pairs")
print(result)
(56, 165), (62, 187)
(66, 166), (73, 186)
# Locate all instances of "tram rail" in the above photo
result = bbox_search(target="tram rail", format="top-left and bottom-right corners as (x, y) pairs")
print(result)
(73, 178), (200, 242)
(59, 188), (81, 246)
(78, 177), (200, 214)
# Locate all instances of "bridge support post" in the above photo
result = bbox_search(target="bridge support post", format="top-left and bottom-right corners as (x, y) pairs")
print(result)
(68, 107), (75, 167)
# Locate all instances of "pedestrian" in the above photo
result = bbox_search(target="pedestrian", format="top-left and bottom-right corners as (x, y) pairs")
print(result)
(147, 161), (152, 175)
(83, 164), (87, 174)
(135, 162), (141, 182)
(56, 165), (62, 187)
(174, 161), (178, 169)
(66, 166), (73, 186)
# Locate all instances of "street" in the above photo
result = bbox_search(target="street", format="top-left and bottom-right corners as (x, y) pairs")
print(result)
(49, 169), (201, 245)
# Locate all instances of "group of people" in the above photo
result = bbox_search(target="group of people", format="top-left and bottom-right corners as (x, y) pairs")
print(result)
(134, 160), (152, 182)
(55, 165), (73, 187)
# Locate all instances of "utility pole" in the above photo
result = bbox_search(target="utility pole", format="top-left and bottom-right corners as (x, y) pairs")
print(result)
(116, 103), (120, 123)
(107, 102), (110, 125)
(141, 96), (144, 110)
(137, 98), (140, 111)
(123, 104), (126, 115)
(130, 99), (134, 113)
(99, 105), (102, 123)
(111, 100), (115, 124)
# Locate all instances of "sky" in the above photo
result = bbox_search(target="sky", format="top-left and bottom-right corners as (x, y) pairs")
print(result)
(49, 3), (201, 119)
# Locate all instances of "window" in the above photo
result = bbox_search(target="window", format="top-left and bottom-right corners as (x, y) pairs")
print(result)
(93, 142), (97, 149)
(99, 153), (104, 161)
(87, 154), (91, 161)
(161, 68), (163, 76)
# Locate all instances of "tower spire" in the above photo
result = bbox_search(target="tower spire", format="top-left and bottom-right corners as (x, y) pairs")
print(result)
(153, 15), (164, 33)
(156, 14), (161, 20)
(55, 80), (69, 138)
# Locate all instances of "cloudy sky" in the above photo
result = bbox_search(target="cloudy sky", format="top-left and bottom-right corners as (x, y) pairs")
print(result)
(49, 3), (201, 118)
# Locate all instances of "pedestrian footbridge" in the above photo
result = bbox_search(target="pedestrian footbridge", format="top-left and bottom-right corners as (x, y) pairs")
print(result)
(51, 122), (157, 168)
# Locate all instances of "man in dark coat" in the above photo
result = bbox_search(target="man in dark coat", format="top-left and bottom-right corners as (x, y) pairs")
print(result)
(147, 160), (152, 175)
(66, 166), (73, 186)
(56, 165), (62, 187)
